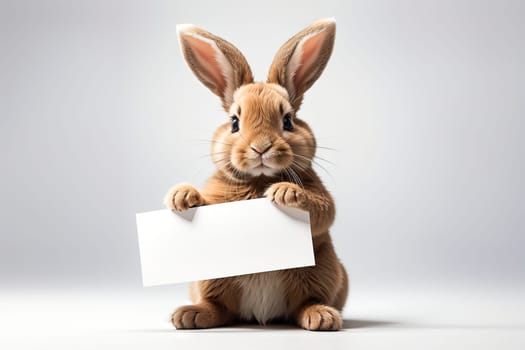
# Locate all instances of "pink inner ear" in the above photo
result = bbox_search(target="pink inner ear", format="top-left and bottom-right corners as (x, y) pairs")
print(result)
(185, 35), (226, 93)
(294, 30), (329, 89)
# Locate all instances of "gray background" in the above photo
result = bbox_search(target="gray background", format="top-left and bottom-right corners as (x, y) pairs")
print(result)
(1, 0), (524, 292)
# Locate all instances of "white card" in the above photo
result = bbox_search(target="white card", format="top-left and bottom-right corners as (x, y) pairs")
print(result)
(136, 198), (315, 286)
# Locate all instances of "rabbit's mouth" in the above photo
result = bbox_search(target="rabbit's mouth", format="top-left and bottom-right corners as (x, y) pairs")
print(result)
(229, 139), (294, 177)
(248, 157), (278, 176)
(245, 153), (288, 177)
(250, 165), (276, 176)
(249, 162), (280, 177)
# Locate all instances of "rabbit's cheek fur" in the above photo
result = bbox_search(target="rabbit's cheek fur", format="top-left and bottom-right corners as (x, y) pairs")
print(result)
(230, 145), (250, 172)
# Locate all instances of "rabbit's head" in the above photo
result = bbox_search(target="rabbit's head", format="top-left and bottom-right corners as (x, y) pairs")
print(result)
(177, 19), (335, 178)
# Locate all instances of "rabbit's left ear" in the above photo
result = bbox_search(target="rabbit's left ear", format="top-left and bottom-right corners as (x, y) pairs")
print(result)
(267, 18), (336, 112)
(177, 24), (254, 111)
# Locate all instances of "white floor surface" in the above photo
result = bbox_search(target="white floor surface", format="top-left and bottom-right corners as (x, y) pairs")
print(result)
(1, 286), (524, 349)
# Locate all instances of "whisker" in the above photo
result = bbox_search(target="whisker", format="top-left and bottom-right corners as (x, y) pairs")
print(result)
(314, 136), (338, 140)
(290, 160), (309, 173)
(292, 153), (312, 162)
(198, 151), (229, 159)
(293, 152), (335, 166)
(212, 157), (232, 164)
(215, 161), (238, 198)
(294, 145), (338, 152)
(288, 167), (304, 189)
(313, 155), (335, 165)
(294, 153), (334, 166)
(219, 161), (233, 200)
(293, 154), (336, 183)
(213, 159), (250, 199)
(289, 157), (307, 170)
(283, 168), (295, 187)
(189, 139), (234, 147)
(316, 146), (339, 151)
(311, 159), (336, 183)
(238, 132), (251, 147)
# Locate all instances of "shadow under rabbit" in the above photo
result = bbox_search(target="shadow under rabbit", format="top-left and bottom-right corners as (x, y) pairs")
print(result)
(127, 318), (402, 334)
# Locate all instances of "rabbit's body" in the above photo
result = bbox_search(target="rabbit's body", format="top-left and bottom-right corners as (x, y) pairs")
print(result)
(166, 19), (348, 330)
(184, 169), (348, 326)
(187, 240), (347, 326)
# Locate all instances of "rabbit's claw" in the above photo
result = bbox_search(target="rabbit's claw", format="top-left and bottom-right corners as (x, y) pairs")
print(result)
(264, 182), (308, 209)
(164, 183), (204, 211)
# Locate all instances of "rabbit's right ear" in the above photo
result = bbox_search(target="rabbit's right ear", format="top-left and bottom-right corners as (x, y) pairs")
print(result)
(177, 24), (254, 111)
(267, 18), (336, 112)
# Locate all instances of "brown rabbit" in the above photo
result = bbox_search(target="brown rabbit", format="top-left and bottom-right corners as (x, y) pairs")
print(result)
(165, 18), (348, 331)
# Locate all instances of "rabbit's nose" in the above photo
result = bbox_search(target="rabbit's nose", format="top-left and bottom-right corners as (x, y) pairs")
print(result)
(250, 142), (272, 155)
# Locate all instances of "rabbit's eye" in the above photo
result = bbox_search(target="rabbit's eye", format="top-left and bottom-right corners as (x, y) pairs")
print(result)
(283, 113), (294, 131)
(231, 116), (239, 133)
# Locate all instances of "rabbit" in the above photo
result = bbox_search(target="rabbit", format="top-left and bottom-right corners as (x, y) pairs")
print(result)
(164, 18), (348, 331)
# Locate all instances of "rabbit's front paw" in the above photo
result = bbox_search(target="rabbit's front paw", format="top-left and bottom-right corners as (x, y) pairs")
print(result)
(265, 182), (307, 209)
(164, 183), (205, 211)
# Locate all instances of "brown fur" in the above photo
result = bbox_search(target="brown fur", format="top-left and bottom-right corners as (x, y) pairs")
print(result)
(268, 19), (336, 111)
(177, 24), (254, 111)
(168, 18), (347, 331)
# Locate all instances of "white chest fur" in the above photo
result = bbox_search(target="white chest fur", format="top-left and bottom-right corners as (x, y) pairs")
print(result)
(238, 271), (288, 324)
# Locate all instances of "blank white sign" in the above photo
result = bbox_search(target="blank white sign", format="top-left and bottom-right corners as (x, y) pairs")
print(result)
(136, 198), (315, 286)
